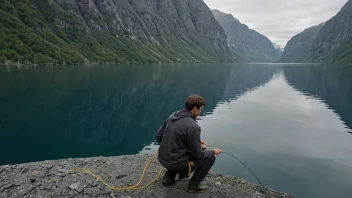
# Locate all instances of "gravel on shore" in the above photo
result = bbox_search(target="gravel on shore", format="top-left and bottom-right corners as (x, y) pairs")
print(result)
(0, 154), (294, 198)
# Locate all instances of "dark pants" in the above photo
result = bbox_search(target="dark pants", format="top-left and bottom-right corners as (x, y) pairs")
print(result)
(163, 156), (216, 184)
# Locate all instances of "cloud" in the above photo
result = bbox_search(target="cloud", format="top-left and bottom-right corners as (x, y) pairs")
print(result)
(204, 0), (348, 47)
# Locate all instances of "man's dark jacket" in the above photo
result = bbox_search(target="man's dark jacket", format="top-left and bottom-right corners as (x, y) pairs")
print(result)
(156, 109), (215, 167)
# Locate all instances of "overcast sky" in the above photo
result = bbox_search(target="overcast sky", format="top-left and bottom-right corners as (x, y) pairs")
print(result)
(204, 0), (348, 47)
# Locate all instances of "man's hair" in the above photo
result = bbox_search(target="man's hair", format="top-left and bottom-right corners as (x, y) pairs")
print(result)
(185, 94), (206, 111)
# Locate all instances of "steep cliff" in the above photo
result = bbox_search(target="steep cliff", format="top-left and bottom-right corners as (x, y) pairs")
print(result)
(212, 9), (280, 62)
(0, 0), (242, 64)
(279, 23), (325, 63)
(306, 0), (352, 63)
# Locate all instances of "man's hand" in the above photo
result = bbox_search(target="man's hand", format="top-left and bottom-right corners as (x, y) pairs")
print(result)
(200, 140), (206, 149)
(213, 148), (222, 155)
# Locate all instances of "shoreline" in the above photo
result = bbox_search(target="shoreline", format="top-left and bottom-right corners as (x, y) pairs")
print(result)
(0, 154), (294, 198)
(0, 59), (243, 67)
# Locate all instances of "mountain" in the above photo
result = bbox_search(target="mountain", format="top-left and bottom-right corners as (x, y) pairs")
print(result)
(211, 9), (280, 62)
(0, 0), (243, 65)
(272, 42), (283, 57)
(279, 23), (325, 63)
(306, 0), (352, 63)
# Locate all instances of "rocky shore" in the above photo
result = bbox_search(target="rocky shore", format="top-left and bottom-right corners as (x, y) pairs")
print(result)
(0, 154), (294, 198)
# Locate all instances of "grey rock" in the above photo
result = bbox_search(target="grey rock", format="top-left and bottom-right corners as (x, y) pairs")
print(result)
(83, 187), (99, 194)
(252, 191), (265, 198)
(0, 184), (13, 192)
(76, 195), (90, 198)
(91, 181), (98, 187)
(47, 172), (56, 176)
(20, 168), (29, 174)
(2, 0), (244, 64)
(68, 190), (76, 195)
(50, 176), (61, 183)
(18, 185), (35, 195)
(53, 185), (67, 196)
(306, 0), (352, 63)
(40, 164), (54, 169)
(42, 183), (52, 190)
(281, 0), (352, 63)
(57, 173), (67, 177)
(69, 182), (81, 190)
(57, 169), (68, 173)
(0, 154), (294, 198)
(61, 188), (69, 196)
(30, 170), (46, 178)
(279, 23), (325, 63)
(77, 188), (84, 193)
(14, 176), (25, 186)
(212, 9), (280, 62)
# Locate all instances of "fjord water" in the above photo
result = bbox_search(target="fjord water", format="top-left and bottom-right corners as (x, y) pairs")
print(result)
(1, 64), (352, 198)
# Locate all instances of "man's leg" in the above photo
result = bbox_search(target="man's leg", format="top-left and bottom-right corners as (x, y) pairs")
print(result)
(187, 156), (216, 192)
(162, 170), (177, 186)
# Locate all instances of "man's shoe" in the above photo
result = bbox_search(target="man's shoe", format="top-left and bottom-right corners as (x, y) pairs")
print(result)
(162, 171), (176, 186)
(186, 183), (208, 193)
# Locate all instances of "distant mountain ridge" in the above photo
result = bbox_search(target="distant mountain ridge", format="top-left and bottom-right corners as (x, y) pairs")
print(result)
(212, 9), (281, 62)
(279, 23), (325, 63)
(280, 0), (352, 63)
(306, 0), (352, 63)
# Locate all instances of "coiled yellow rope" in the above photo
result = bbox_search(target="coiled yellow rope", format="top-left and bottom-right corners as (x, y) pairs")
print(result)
(69, 151), (165, 190)
(68, 144), (222, 191)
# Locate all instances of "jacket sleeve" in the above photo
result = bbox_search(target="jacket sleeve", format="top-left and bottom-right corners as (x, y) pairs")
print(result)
(187, 125), (215, 159)
(156, 119), (168, 144)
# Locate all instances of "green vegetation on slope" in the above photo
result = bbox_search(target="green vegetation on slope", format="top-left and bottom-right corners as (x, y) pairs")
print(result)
(0, 0), (239, 65)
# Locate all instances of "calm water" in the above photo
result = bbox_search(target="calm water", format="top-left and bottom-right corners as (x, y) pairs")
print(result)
(1, 63), (352, 198)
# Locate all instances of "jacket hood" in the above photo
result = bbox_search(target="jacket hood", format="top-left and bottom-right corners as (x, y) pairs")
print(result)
(169, 109), (195, 121)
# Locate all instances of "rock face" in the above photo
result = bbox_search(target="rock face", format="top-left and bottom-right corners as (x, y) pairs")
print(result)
(279, 23), (325, 63)
(0, 154), (294, 198)
(0, 0), (242, 64)
(212, 9), (280, 62)
(280, 0), (352, 63)
(306, 0), (352, 63)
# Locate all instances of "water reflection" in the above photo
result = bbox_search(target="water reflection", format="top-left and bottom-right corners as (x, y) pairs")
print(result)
(284, 65), (352, 134)
(0, 64), (275, 165)
(2, 64), (352, 198)
(198, 68), (352, 198)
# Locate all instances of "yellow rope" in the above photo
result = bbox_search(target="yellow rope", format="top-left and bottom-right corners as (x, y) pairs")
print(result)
(69, 151), (165, 191)
(187, 161), (194, 177)
(68, 143), (214, 191)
